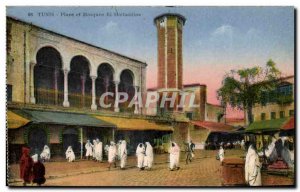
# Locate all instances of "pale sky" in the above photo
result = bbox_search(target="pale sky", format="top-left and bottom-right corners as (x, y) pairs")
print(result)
(7, 6), (294, 117)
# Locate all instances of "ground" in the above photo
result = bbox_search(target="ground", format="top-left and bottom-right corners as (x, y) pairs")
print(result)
(8, 149), (294, 187)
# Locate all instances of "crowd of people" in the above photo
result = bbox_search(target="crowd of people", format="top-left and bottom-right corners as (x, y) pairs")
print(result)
(18, 135), (293, 187)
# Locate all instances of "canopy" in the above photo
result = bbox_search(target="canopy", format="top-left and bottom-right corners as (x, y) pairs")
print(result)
(7, 110), (30, 129)
(246, 117), (292, 133)
(191, 121), (236, 133)
(281, 116), (294, 130)
(94, 116), (174, 131)
(11, 109), (115, 128)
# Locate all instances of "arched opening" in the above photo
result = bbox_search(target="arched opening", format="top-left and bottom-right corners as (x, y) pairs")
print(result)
(68, 56), (92, 108)
(62, 128), (80, 156)
(96, 63), (115, 110)
(119, 69), (135, 112)
(28, 127), (47, 155)
(34, 47), (64, 105)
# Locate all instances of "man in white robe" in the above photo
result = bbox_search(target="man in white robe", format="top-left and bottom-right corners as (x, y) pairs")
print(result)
(85, 140), (93, 160)
(65, 146), (75, 162)
(108, 141), (117, 170)
(245, 144), (262, 186)
(144, 142), (154, 170)
(40, 145), (51, 162)
(120, 140), (127, 170)
(241, 140), (245, 150)
(219, 146), (225, 162)
(169, 142), (180, 171)
(95, 139), (103, 162)
(92, 140), (97, 160)
(116, 140), (122, 161)
(136, 143), (145, 170)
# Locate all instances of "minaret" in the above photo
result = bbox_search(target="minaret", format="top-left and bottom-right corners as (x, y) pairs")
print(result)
(154, 13), (186, 111)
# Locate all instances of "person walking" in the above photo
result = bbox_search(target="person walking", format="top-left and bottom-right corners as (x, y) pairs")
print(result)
(20, 147), (33, 186)
(245, 144), (262, 186)
(144, 142), (154, 170)
(108, 141), (117, 170)
(136, 143), (145, 170)
(85, 140), (93, 160)
(31, 154), (46, 186)
(120, 140), (127, 170)
(169, 142), (180, 171)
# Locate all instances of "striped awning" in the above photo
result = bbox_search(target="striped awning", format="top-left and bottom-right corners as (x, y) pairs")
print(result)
(94, 116), (174, 131)
(7, 110), (30, 129)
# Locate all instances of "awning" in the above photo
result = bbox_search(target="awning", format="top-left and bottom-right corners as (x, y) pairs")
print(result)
(94, 116), (174, 131)
(7, 110), (30, 129)
(191, 121), (236, 133)
(246, 117), (292, 133)
(12, 109), (115, 128)
(281, 116), (294, 130)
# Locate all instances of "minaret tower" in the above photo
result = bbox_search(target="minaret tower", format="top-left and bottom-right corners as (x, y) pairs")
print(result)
(154, 13), (186, 111)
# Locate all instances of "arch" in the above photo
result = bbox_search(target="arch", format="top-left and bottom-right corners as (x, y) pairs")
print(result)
(28, 127), (48, 155)
(68, 55), (92, 108)
(62, 127), (80, 156)
(118, 69), (135, 112)
(119, 69), (135, 85)
(96, 63), (115, 110)
(32, 43), (64, 65)
(34, 46), (64, 105)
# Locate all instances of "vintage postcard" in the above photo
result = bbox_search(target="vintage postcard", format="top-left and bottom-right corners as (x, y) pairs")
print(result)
(6, 6), (295, 187)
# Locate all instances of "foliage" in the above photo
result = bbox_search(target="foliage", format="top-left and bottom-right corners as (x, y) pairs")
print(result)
(217, 59), (281, 123)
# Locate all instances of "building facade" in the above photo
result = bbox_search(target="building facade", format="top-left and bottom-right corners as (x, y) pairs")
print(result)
(252, 76), (294, 122)
(6, 16), (174, 162)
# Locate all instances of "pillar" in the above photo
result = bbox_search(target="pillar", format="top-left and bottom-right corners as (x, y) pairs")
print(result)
(114, 81), (120, 112)
(63, 69), (70, 107)
(91, 76), (97, 110)
(81, 75), (86, 107)
(30, 62), (36, 104)
(134, 86), (139, 114)
(80, 127), (83, 159)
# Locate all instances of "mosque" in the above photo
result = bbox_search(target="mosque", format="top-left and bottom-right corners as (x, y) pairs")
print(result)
(6, 13), (231, 162)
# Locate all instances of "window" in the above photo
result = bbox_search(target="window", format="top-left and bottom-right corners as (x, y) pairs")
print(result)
(186, 112), (193, 120)
(7, 84), (12, 102)
(260, 91), (268, 106)
(289, 110), (294, 116)
(261, 113), (266, 121)
(271, 112), (276, 119)
(278, 84), (293, 96)
(280, 111), (285, 118)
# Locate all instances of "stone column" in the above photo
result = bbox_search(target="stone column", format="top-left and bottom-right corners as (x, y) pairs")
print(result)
(63, 69), (70, 107)
(80, 75), (86, 107)
(114, 81), (120, 112)
(134, 86), (139, 114)
(91, 76), (97, 110)
(30, 62), (36, 104)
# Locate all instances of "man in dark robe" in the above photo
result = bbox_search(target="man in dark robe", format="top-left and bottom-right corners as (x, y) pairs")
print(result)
(32, 154), (46, 186)
(20, 147), (33, 186)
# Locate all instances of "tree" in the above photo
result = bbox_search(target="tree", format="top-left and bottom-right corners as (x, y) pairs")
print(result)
(217, 59), (281, 124)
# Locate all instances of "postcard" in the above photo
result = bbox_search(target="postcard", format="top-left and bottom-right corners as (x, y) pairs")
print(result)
(6, 6), (295, 187)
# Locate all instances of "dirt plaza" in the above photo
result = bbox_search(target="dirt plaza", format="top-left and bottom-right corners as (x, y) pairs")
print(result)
(8, 149), (293, 187)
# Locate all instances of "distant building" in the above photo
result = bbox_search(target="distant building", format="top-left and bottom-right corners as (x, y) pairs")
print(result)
(252, 75), (294, 123)
(246, 75), (295, 149)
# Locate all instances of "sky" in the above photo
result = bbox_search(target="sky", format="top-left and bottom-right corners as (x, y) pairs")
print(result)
(6, 6), (294, 117)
